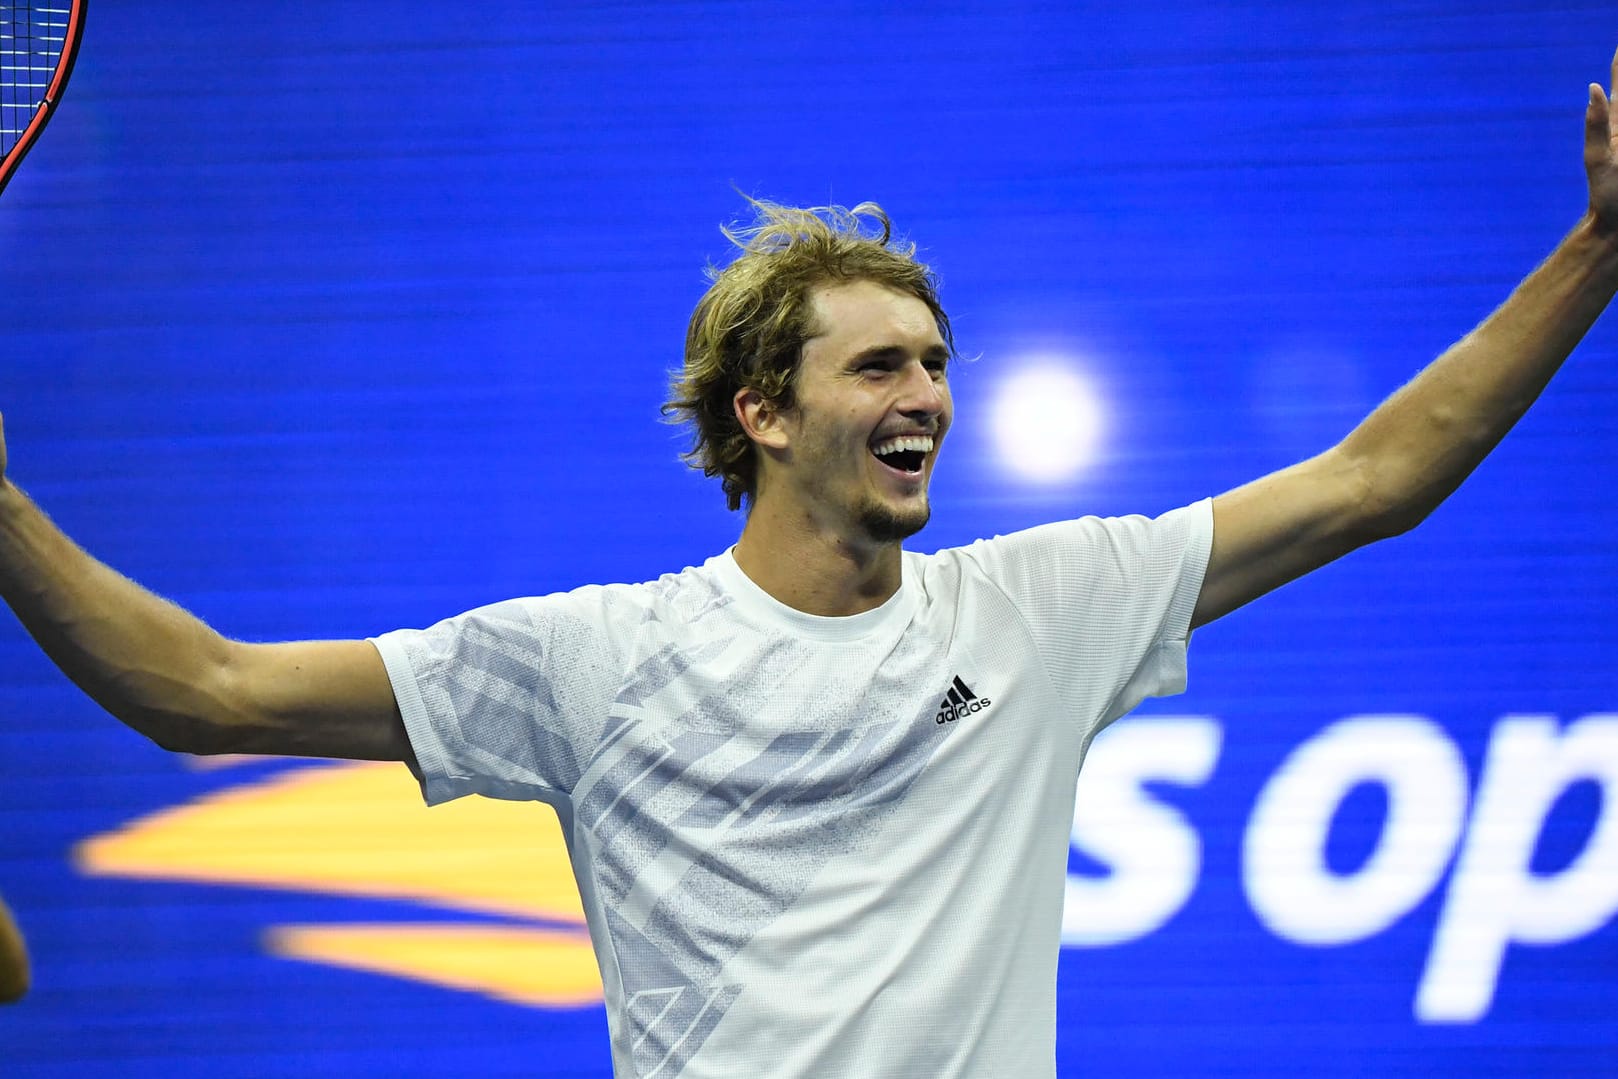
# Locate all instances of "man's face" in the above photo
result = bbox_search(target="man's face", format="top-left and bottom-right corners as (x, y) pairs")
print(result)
(760, 278), (952, 545)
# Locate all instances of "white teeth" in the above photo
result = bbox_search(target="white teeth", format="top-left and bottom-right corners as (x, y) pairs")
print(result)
(871, 435), (935, 456)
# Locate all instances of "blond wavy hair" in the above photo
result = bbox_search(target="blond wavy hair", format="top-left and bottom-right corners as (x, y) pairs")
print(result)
(664, 199), (954, 511)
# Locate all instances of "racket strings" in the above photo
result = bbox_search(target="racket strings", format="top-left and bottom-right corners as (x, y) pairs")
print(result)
(0, 2), (71, 155)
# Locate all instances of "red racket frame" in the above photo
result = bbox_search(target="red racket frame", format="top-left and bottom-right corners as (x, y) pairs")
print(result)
(0, 0), (87, 197)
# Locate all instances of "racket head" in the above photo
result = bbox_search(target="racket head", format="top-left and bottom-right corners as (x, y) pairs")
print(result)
(0, 0), (87, 198)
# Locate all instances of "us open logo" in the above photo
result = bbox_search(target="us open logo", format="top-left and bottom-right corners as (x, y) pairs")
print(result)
(936, 675), (992, 724)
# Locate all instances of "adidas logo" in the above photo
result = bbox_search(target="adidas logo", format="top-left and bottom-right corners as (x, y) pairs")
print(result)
(935, 674), (992, 725)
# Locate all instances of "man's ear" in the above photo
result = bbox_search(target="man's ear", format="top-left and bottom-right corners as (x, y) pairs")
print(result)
(734, 387), (791, 451)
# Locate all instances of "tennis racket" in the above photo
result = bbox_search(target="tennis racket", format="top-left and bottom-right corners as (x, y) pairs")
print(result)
(0, 0), (86, 198)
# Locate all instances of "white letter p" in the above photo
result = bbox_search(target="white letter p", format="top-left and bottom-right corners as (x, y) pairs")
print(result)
(1418, 715), (1618, 1022)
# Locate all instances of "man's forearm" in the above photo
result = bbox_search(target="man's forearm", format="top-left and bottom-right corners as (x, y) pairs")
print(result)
(1342, 213), (1618, 534)
(0, 480), (240, 752)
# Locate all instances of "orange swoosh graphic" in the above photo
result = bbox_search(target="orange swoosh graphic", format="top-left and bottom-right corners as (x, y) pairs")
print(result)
(267, 924), (603, 1008)
(74, 760), (602, 1007)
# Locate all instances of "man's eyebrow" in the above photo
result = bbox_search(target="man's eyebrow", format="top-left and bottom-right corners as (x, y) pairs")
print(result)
(848, 345), (906, 365)
(847, 343), (951, 365)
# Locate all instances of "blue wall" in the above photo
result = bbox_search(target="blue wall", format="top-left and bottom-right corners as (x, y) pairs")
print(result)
(2, 3), (1615, 1075)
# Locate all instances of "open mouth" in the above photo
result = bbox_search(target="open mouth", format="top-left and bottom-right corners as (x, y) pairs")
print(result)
(880, 450), (924, 473)
(870, 434), (934, 476)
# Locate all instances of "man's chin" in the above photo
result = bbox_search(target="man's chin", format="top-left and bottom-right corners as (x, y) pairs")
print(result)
(857, 497), (930, 544)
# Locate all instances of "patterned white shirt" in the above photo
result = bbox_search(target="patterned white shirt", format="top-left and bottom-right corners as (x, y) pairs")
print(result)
(371, 499), (1213, 1078)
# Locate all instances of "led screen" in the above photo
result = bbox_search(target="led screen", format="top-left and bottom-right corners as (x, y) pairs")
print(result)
(1, 3), (1615, 1076)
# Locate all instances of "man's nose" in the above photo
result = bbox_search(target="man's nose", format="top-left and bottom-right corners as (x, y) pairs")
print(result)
(897, 362), (946, 418)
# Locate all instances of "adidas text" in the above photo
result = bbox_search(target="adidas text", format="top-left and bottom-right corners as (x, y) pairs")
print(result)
(936, 697), (992, 724)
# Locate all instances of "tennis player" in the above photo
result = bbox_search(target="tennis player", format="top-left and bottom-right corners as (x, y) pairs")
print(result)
(1, 52), (1616, 1079)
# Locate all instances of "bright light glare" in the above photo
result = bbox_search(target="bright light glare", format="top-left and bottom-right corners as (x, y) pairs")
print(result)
(988, 361), (1105, 484)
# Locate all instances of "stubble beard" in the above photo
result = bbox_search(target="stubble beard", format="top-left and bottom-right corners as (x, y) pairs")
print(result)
(856, 492), (931, 544)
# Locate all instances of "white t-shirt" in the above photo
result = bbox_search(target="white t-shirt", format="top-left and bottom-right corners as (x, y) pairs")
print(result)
(371, 500), (1213, 1079)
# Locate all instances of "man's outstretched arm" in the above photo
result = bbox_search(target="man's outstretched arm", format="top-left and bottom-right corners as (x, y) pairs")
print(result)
(0, 414), (413, 764)
(1193, 50), (1618, 629)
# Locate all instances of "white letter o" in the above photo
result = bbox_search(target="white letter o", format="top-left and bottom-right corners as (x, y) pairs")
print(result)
(1244, 715), (1468, 945)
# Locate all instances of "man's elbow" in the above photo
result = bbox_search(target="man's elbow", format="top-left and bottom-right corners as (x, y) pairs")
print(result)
(119, 694), (250, 757)
(122, 644), (279, 756)
(1334, 445), (1451, 544)
(1340, 404), (1500, 541)
(1360, 493), (1437, 541)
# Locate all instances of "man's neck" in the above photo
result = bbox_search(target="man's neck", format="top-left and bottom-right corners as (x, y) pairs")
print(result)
(731, 503), (904, 617)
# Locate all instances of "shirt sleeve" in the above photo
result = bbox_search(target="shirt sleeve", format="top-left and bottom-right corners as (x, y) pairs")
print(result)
(958, 498), (1213, 729)
(369, 585), (632, 806)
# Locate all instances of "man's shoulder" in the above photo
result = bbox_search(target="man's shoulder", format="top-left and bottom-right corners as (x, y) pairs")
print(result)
(904, 500), (1213, 597)
(558, 553), (736, 629)
(905, 515), (1121, 577)
(922, 501), (1212, 562)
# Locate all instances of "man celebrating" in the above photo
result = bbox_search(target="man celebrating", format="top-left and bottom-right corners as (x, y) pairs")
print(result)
(2, 51), (1617, 1079)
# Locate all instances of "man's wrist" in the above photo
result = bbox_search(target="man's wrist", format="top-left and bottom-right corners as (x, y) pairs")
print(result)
(1565, 212), (1618, 291)
(1578, 206), (1618, 247)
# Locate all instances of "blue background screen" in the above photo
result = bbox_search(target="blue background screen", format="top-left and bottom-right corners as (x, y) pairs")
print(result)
(1, 3), (1615, 1076)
